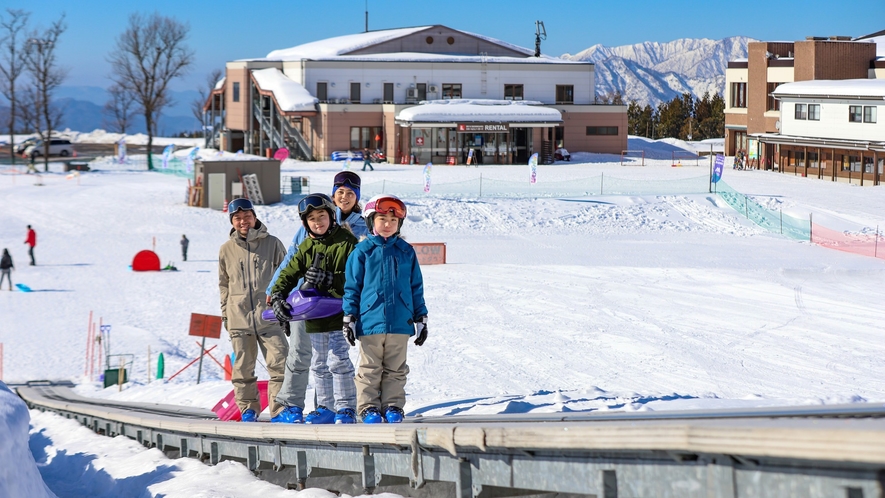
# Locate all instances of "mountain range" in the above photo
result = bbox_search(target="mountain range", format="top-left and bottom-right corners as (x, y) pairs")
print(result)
(561, 36), (754, 107)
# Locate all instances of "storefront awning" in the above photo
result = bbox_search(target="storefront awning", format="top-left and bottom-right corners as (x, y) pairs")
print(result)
(752, 133), (885, 152)
(395, 99), (562, 128)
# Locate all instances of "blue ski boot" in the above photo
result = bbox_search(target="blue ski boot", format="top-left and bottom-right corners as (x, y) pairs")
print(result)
(384, 406), (405, 424)
(334, 408), (356, 424)
(305, 405), (335, 424)
(361, 407), (384, 424)
(240, 409), (258, 422)
(271, 406), (304, 423)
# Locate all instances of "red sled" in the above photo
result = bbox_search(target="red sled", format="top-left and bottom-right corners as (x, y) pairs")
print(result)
(211, 380), (268, 421)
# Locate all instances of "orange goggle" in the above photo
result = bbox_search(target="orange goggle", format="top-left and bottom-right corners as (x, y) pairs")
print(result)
(368, 197), (407, 219)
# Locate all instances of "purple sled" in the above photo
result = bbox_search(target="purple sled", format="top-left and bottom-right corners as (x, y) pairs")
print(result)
(262, 288), (343, 322)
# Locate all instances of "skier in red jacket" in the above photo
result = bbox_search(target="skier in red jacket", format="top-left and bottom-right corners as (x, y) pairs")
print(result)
(24, 225), (36, 266)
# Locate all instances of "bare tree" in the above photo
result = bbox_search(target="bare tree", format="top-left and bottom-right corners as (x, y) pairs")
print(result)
(108, 13), (193, 170)
(23, 15), (67, 172)
(190, 68), (223, 136)
(0, 8), (31, 165)
(103, 83), (134, 134)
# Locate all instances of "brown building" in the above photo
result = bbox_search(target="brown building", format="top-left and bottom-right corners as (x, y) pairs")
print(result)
(724, 34), (882, 182)
(204, 25), (627, 165)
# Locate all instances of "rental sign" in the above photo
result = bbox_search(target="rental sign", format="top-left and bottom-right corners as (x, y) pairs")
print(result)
(457, 123), (509, 133)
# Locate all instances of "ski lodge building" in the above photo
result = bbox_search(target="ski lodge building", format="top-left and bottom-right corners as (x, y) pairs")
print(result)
(724, 31), (885, 185)
(203, 25), (627, 164)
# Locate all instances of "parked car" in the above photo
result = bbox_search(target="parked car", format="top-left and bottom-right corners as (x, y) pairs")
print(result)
(14, 137), (38, 155)
(24, 138), (74, 158)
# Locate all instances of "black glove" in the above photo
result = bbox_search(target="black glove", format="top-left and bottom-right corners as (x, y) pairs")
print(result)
(413, 316), (428, 346)
(271, 292), (292, 322)
(342, 314), (357, 346)
(281, 320), (291, 337)
(305, 266), (333, 289)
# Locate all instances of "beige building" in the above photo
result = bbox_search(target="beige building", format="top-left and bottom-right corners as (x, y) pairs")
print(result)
(723, 31), (883, 184)
(204, 25), (626, 165)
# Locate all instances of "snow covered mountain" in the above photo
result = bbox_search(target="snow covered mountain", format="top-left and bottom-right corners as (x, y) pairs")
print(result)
(561, 36), (754, 107)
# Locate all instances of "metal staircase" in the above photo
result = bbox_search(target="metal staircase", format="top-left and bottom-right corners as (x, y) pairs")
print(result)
(252, 103), (313, 161)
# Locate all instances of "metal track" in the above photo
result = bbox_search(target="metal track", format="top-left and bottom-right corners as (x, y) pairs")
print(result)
(17, 383), (885, 498)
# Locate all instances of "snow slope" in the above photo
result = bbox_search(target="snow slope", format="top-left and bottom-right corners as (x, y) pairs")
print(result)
(1, 153), (884, 496)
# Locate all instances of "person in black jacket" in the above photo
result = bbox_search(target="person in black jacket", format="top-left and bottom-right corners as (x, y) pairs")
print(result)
(0, 249), (14, 291)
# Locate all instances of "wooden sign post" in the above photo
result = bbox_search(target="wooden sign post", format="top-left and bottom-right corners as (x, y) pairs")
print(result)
(189, 313), (223, 384)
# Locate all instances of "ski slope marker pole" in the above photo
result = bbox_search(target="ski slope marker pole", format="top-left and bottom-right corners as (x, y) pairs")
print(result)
(85, 311), (93, 376)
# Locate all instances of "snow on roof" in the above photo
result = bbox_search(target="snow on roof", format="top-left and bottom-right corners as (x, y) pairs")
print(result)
(868, 35), (885, 57)
(214, 77), (225, 90)
(251, 68), (318, 112)
(397, 99), (562, 123)
(306, 51), (581, 64)
(772, 79), (885, 99)
(266, 26), (431, 60)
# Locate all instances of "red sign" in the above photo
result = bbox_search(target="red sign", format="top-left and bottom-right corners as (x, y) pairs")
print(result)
(415, 137), (425, 146)
(189, 313), (223, 338)
(410, 243), (446, 265)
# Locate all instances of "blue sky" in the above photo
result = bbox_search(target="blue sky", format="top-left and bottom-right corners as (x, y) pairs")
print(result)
(7, 0), (884, 92)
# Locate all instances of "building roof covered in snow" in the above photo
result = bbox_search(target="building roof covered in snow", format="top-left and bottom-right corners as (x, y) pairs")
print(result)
(251, 68), (318, 112)
(772, 79), (885, 99)
(396, 99), (563, 124)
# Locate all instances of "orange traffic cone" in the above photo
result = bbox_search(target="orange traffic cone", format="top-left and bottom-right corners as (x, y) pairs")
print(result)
(223, 199), (229, 213)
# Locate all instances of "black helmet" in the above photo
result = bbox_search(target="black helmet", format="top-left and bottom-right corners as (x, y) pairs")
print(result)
(298, 193), (336, 235)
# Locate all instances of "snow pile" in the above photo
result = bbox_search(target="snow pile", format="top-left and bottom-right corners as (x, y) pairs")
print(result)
(0, 382), (54, 498)
(397, 99), (562, 123)
(252, 68), (319, 112)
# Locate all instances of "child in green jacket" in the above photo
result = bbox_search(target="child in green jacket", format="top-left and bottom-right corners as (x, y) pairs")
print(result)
(270, 193), (359, 424)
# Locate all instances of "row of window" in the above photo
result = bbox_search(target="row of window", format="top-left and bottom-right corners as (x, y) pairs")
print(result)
(784, 150), (884, 174)
(586, 126), (618, 136)
(316, 82), (576, 104)
(795, 104), (877, 123)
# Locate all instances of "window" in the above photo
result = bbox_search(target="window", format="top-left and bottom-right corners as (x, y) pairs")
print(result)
(766, 83), (782, 111)
(383, 83), (394, 103)
(233, 82), (240, 102)
(350, 126), (382, 150)
(794, 104), (807, 120)
(586, 126), (618, 136)
(504, 84), (524, 100)
(316, 82), (327, 101)
(442, 83), (461, 99)
(808, 152), (819, 168)
(417, 83), (427, 101)
(730, 82), (747, 108)
(350, 82), (361, 103)
(864, 106), (877, 123)
(556, 85), (574, 104)
(849, 106), (862, 122)
(808, 104), (820, 120)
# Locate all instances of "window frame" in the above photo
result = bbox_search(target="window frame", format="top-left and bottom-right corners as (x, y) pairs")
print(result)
(849, 105), (863, 123)
(383, 82), (394, 103)
(730, 82), (747, 108)
(441, 83), (462, 99)
(556, 85), (574, 104)
(863, 106), (877, 123)
(350, 82), (361, 103)
(586, 126), (618, 136)
(316, 82), (328, 102)
(807, 104), (820, 121)
(794, 103), (807, 120)
(232, 82), (240, 103)
(504, 84), (524, 100)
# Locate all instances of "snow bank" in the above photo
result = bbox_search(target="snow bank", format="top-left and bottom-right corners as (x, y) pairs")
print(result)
(0, 382), (54, 498)
(252, 68), (319, 112)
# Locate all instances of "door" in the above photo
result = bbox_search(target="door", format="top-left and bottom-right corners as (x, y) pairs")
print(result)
(513, 128), (529, 163)
(208, 173), (226, 210)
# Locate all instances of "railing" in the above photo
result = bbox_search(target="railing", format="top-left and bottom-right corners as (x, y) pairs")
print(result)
(252, 102), (312, 161)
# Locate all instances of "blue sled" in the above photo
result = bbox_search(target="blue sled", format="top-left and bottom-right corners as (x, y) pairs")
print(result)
(15, 283), (33, 292)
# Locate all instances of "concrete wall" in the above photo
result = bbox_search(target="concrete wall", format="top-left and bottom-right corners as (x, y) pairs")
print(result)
(196, 159), (281, 208)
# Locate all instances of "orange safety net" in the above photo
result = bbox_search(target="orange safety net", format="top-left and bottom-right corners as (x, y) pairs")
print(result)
(811, 223), (885, 260)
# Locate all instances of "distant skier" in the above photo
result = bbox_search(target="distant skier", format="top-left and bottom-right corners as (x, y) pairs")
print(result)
(180, 234), (189, 261)
(265, 171), (366, 424)
(218, 198), (288, 422)
(24, 225), (36, 266)
(362, 148), (374, 171)
(342, 194), (428, 424)
(0, 249), (14, 291)
(270, 193), (359, 424)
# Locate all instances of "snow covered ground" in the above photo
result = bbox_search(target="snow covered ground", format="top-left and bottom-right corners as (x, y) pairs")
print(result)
(1, 150), (883, 496)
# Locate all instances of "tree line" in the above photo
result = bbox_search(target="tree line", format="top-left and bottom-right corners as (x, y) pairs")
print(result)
(0, 9), (195, 170)
(598, 90), (726, 141)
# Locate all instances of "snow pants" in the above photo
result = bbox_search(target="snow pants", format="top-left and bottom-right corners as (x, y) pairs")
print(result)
(0, 269), (11, 290)
(355, 333), (410, 414)
(230, 328), (288, 417)
(275, 320), (311, 409)
(28, 246), (35, 266)
(309, 330), (356, 412)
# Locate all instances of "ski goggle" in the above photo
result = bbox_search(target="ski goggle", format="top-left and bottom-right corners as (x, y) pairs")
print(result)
(228, 198), (254, 214)
(368, 197), (407, 219)
(298, 194), (332, 214)
(333, 172), (361, 190)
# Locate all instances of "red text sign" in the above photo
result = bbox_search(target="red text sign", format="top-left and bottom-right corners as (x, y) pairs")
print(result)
(189, 313), (223, 338)
(410, 243), (446, 265)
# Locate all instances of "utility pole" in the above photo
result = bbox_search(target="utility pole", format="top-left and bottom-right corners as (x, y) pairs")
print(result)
(365, 0), (368, 32)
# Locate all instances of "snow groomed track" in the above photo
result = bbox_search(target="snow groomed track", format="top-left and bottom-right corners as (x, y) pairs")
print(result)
(17, 383), (885, 497)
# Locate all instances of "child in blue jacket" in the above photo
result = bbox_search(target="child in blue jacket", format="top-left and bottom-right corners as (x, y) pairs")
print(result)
(342, 194), (428, 424)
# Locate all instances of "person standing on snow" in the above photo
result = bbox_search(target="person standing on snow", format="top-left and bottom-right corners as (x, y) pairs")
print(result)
(264, 171), (367, 423)
(24, 225), (36, 266)
(362, 148), (374, 171)
(0, 249), (14, 291)
(180, 234), (189, 261)
(342, 194), (428, 424)
(218, 198), (289, 422)
(270, 193), (359, 424)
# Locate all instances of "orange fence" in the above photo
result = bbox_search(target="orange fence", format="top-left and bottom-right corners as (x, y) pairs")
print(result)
(811, 224), (884, 260)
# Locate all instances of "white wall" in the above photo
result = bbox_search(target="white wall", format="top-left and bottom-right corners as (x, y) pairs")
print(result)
(781, 97), (884, 141)
(300, 61), (595, 105)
